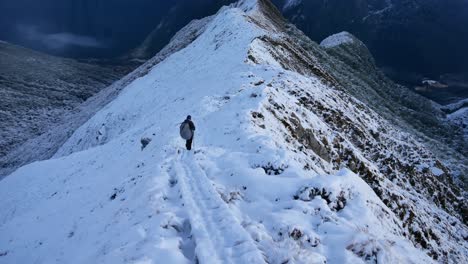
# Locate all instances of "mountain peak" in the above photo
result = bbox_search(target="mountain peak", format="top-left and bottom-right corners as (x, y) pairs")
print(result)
(235, 0), (259, 11)
(320, 31), (356, 48)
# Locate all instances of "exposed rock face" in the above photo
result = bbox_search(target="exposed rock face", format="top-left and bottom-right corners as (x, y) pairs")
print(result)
(244, 1), (467, 261)
(316, 32), (467, 174)
(286, 112), (332, 162)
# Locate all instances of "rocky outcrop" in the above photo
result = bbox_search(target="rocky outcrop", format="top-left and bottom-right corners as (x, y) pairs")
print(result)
(245, 2), (467, 261)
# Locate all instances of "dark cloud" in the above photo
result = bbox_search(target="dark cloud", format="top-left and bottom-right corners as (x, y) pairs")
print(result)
(17, 25), (103, 51)
(0, 0), (234, 58)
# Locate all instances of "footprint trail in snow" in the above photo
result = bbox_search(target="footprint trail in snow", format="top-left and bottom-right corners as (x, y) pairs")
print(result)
(169, 151), (266, 264)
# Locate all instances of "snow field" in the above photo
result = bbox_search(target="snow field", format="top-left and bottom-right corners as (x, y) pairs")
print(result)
(170, 152), (266, 263)
(0, 2), (441, 264)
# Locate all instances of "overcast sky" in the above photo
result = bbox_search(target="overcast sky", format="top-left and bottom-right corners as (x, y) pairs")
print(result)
(0, 0), (183, 57)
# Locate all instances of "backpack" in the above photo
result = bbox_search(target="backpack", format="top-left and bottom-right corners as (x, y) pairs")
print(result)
(180, 121), (193, 140)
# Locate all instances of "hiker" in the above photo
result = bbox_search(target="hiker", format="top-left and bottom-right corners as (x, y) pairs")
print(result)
(180, 115), (196, 150)
(97, 123), (107, 143)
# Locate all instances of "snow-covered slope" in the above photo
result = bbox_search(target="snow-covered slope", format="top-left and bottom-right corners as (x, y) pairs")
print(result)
(0, 41), (125, 166)
(442, 98), (468, 138)
(0, 0), (466, 263)
(0, 15), (212, 179)
(314, 30), (467, 176)
(447, 107), (468, 138)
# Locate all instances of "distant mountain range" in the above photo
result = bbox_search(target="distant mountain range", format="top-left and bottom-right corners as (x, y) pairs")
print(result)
(2, 0), (466, 104)
(0, 41), (132, 175)
(272, 0), (468, 104)
(274, 0), (468, 74)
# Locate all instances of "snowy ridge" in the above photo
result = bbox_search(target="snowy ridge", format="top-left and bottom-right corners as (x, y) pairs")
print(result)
(0, 10), (213, 178)
(235, 0), (259, 11)
(249, 29), (467, 261)
(0, 0), (466, 263)
(320, 32), (355, 48)
(54, 6), (265, 157)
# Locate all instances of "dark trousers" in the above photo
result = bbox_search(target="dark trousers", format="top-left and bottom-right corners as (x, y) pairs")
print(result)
(186, 136), (193, 150)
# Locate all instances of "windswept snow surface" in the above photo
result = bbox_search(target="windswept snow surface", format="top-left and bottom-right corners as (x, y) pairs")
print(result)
(320, 32), (355, 48)
(0, 2), (443, 264)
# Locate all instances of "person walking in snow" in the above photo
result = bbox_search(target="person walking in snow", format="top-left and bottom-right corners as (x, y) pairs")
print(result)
(97, 123), (107, 143)
(180, 115), (196, 150)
